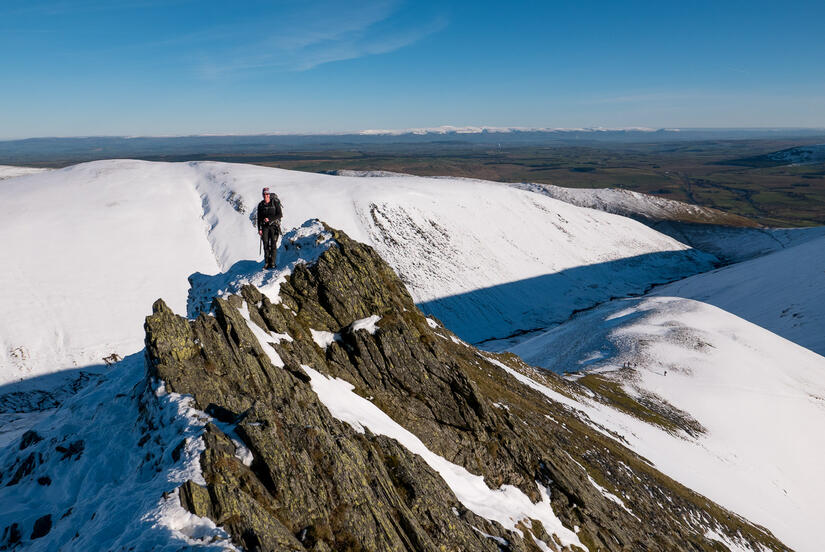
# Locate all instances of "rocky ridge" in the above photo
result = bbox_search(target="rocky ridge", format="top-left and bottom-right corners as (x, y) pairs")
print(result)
(143, 224), (789, 551)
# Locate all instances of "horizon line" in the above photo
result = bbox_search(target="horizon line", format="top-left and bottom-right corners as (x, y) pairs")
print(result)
(3, 125), (825, 142)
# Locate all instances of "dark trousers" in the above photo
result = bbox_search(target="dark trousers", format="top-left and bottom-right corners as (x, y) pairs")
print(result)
(262, 226), (280, 267)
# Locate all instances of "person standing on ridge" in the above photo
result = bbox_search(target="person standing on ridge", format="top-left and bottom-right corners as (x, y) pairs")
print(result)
(257, 187), (282, 269)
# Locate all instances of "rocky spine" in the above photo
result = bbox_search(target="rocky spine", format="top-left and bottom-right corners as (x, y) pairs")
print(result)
(144, 225), (788, 552)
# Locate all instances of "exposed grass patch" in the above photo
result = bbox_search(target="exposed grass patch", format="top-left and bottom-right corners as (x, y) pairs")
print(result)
(576, 373), (704, 436)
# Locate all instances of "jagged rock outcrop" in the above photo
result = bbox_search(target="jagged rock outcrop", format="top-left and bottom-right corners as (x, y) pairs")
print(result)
(144, 225), (789, 552)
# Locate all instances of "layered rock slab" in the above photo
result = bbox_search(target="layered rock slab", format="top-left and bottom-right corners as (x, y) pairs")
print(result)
(144, 226), (788, 552)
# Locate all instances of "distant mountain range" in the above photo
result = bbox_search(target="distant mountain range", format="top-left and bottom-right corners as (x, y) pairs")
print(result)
(2, 128), (825, 165)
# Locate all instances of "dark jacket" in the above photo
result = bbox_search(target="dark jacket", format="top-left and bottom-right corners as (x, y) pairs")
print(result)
(257, 197), (283, 231)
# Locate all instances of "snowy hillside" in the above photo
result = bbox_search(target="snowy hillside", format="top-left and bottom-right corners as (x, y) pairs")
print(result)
(0, 222), (770, 552)
(646, 221), (825, 263)
(0, 163), (222, 384)
(0, 160), (714, 383)
(510, 296), (825, 552)
(650, 233), (825, 355)
(0, 353), (235, 551)
(506, 230), (825, 551)
(0, 224), (337, 551)
(514, 181), (754, 226)
(513, 180), (825, 263)
(0, 165), (49, 180)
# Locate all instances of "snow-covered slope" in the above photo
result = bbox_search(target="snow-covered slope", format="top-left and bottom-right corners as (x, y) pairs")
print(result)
(0, 353), (236, 551)
(0, 223), (340, 551)
(0, 220), (732, 552)
(504, 233), (825, 550)
(0, 162), (222, 383)
(0, 159), (714, 383)
(509, 296), (825, 552)
(651, 234), (825, 355)
(514, 180), (825, 263)
(647, 221), (825, 263)
(0, 165), (49, 180)
(514, 181), (756, 227)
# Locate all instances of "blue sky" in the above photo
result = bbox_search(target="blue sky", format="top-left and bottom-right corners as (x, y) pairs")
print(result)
(1, 0), (823, 138)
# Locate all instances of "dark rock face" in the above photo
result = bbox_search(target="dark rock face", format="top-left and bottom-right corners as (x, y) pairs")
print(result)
(29, 515), (51, 540)
(145, 226), (789, 552)
(18, 431), (42, 451)
(0, 523), (21, 549)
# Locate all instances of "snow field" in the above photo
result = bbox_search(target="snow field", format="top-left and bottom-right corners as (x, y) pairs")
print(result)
(515, 182), (732, 224)
(509, 297), (825, 552)
(0, 161), (221, 384)
(651, 233), (825, 356)
(0, 159), (712, 382)
(0, 165), (49, 180)
(0, 354), (236, 551)
(515, 180), (825, 263)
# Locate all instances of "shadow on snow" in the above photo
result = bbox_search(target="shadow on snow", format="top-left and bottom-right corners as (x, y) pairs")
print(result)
(416, 249), (716, 347)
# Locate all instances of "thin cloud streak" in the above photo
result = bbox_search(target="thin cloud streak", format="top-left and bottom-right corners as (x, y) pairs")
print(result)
(266, 0), (401, 51)
(5, 1), (447, 80)
(288, 15), (449, 72)
(192, 3), (448, 77)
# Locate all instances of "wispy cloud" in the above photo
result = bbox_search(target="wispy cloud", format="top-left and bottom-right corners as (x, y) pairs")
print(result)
(1, 0), (447, 78)
(188, 1), (448, 77)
